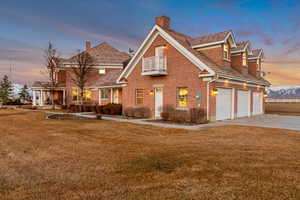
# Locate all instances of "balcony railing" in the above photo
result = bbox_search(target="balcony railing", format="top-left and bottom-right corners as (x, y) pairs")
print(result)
(142, 56), (167, 76)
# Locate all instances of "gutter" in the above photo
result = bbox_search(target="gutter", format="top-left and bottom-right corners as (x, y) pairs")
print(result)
(206, 74), (219, 121)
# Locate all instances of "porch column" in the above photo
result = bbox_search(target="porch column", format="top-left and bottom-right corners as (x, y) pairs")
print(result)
(63, 90), (66, 105)
(40, 90), (44, 106)
(32, 90), (36, 106)
(110, 88), (113, 103)
(116, 89), (119, 104)
(98, 89), (101, 105)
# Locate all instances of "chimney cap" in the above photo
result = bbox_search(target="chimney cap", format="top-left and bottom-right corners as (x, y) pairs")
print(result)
(86, 41), (91, 50)
(155, 16), (170, 29)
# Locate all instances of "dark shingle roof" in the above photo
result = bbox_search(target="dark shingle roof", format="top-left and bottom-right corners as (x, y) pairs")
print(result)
(249, 49), (263, 59)
(231, 41), (249, 52)
(65, 42), (131, 64)
(160, 27), (269, 85)
(94, 70), (123, 87)
(32, 81), (66, 88)
(190, 31), (231, 46)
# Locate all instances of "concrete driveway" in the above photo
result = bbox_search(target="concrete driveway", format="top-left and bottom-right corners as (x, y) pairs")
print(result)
(213, 114), (300, 131)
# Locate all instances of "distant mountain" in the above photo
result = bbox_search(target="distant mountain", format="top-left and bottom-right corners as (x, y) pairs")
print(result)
(267, 86), (300, 99)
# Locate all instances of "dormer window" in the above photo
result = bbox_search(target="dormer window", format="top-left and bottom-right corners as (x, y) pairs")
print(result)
(242, 53), (247, 66)
(98, 69), (106, 74)
(223, 43), (230, 60)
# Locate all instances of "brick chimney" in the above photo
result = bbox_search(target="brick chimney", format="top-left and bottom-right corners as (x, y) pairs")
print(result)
(155, 16), (170, 29)
(86, 41), (91, 50)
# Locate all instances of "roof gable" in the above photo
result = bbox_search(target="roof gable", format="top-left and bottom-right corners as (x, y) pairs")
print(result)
(248, 49), (264, 59)
(116, 25), (216, 83)
(231, 41), (252, 54)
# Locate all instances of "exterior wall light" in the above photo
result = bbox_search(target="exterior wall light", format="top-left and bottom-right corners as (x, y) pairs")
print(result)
(149, 90), (154, 96)
(211, 88), (218, 96)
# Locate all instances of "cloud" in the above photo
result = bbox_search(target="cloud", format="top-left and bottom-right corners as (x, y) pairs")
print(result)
(235, 28), (273, 46)
(283, 42), (300, 55)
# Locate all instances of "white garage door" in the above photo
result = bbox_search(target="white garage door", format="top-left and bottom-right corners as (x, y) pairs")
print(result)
(216, 88), (232, 120)
(253, 92), (263, 115)
(237, 90), (249, 118)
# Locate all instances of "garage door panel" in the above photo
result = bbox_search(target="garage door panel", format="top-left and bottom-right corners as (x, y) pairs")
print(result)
(216, 88), (232, 120)
(237, 90), (249, 118)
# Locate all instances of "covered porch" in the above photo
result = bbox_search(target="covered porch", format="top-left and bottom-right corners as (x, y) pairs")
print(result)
(32, 88), (66, 106)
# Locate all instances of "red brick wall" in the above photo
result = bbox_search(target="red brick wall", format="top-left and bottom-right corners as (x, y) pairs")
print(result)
(122, 35), (208, 117)
(248, 59), (259, 77)
(197, 43), (231, 68)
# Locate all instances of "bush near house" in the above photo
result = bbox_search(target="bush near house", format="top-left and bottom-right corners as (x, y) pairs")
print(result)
(69, 103), (122, 115)
(124, 106), (151, 118)
(161, 106), (207, 124)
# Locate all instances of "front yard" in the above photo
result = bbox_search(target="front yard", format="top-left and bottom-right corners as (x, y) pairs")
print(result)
(0, 110), (299, 199)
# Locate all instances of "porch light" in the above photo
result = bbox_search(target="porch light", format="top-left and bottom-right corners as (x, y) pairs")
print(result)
(224, 79), (229, 83)
(211, 88), (218, 96)
(263, 92), (268, 98)
(243, 82), (247, 87)
(149, 90), (154, 96)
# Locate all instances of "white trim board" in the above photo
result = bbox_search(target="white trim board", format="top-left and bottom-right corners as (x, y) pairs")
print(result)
(116, 25), (216, 83)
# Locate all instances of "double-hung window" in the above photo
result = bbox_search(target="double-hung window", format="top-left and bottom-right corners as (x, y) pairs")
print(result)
(177, 87), (188, 108)
(135, 89), (144, 105)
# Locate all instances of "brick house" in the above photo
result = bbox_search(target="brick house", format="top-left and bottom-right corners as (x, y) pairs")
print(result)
(32, 42), (130, 107)
(117, 16), (270, 121)
(32, 16), (270, 121)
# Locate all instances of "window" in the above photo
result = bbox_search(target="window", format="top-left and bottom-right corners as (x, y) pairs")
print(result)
(135, 89), (144, 105)
(99, 69), (106, 74)
(101, 89), (109, 99)
(177, 87), (188, 108)
(72, 89), (92, 102)
(155, 46), (165, 57)
(223, 43), (230, 60)
(72, 89), (79, 101)
(242, 53), (247, 66)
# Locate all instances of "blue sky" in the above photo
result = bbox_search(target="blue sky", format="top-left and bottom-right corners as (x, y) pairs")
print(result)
(0, 0), (300, 85)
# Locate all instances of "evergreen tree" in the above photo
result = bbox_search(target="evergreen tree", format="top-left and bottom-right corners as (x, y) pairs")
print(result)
(19, 84), (30, 102)
(0, 75), (13, 105)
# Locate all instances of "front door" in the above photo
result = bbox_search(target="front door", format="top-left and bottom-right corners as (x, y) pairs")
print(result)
(154, 87), (163, 118)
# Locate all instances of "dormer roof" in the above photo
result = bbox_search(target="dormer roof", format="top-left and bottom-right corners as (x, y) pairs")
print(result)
(190, 30), (237, 48)
(248, 49), (264, 60)
(231, 41), (252, 54)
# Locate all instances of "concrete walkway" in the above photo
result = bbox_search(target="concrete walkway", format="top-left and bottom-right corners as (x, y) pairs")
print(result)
(15, 109), (300, 131)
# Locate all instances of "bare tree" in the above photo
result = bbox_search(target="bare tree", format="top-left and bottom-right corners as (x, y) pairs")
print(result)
(43, 42), (59, 109)
(70, 50), (94, 105)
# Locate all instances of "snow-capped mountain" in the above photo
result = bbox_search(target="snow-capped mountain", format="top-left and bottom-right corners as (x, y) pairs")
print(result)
(267, 86), (300, 99)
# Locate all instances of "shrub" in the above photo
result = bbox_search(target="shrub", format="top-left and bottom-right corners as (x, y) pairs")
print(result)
(169, 109), (190, 123)
(133, 107), (151, 118)
(100, 103), (122, 115)
(190, 107), (207, 124)
(124, 107), (134, 117)
(96, 114), (102, 120)
(161, 105), (174, 121)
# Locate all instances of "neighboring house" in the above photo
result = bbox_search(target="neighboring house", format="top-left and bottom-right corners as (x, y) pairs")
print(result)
(32, 42), (130, 106)
(32, 16), (270, 121)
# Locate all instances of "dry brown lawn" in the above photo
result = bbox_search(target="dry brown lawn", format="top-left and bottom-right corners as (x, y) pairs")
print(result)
(0, 110), (299, 200)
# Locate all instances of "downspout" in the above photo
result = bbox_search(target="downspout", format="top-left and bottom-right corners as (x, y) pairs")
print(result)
(206, 74), (219, 121)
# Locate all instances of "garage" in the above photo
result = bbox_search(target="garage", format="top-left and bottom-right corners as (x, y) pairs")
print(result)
(216, 88), (233, 120)
(237, 90), (250, 118)
(253, 92), (263, 115)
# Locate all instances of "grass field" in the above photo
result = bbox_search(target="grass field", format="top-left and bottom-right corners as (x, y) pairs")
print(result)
(0, 110), (300, 200)
(265, 102), (300, 115)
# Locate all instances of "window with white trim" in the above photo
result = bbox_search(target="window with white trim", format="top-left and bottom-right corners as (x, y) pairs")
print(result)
(98, 69), (106, 74)
(242, 53), (247, 66)
(223, 43), (230, 60)
(135, 89), (144, 105)
(177, 87), (188, 108)
(101, 89), (109, 99)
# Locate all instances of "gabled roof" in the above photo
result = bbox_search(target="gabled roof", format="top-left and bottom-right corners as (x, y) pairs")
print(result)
(116, 25), (269, 86)
(32, 81), (66, 88)
(248, 49), (264, 60)
(64, 42), (131, 65)
(190, 30), (237, 48)
(231, 41), (252, 54)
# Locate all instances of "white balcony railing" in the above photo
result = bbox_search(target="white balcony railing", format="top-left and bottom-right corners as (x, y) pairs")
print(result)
(142, 56), (167, 75)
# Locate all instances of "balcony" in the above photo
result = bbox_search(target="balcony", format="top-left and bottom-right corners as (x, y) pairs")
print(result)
(142, 56), (167, 76)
